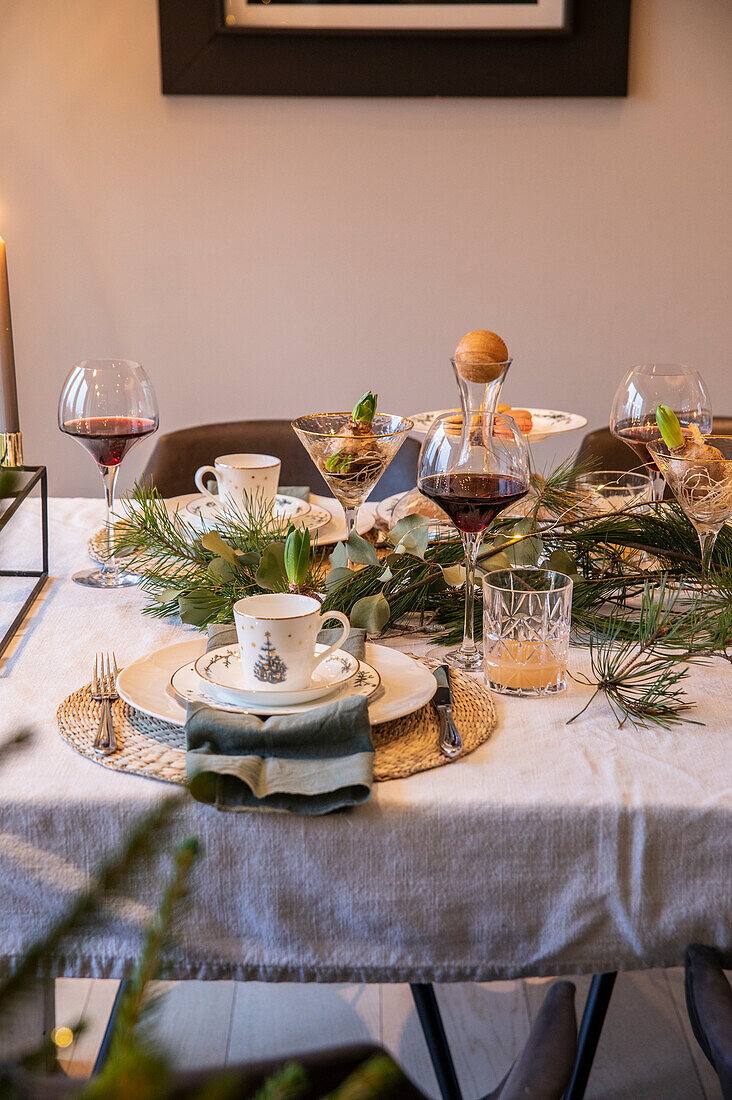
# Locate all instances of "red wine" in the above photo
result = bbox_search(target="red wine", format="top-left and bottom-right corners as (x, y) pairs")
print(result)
(613, 419), (691, 472)
(420, 473), (528, 533)
(62, 416), (157, 466)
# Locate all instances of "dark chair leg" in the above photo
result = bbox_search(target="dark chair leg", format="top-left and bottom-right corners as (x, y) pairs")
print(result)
(410, 983), (463, 1100)
(564, 972), (617, 1100)
(92, 979), (128, 1075)
(43, 975), (56, 1073)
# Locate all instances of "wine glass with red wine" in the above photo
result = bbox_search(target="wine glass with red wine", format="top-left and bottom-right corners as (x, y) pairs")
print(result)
(418, 410), (530, 671)
(609, 364), (712, 501)
(59, 359), (158, 587)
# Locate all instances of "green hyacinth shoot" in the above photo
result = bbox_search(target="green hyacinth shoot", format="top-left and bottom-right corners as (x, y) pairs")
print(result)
(655, 404), (685, 451)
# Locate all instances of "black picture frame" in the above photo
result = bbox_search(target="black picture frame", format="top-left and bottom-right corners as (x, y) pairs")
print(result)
(158, 0), (630, 98)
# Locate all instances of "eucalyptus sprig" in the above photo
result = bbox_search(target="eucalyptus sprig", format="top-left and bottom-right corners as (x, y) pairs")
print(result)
(111, 464), (731, 730)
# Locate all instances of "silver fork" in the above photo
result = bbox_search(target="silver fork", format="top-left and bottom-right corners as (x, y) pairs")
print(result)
(91, 652), (119, 756)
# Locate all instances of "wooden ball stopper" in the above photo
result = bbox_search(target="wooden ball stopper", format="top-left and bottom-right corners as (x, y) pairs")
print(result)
(454, 330), (510, 383)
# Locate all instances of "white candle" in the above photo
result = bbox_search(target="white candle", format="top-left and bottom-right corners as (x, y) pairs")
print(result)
(0, 237), (20, 435)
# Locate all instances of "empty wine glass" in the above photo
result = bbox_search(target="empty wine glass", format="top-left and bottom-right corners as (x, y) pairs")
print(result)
(609, 364), (712, 501)
(59, 359), (159, 587)
(418, 411), (530, 671)
(646, 435), (732, 578)
(292, 411), (413, 553)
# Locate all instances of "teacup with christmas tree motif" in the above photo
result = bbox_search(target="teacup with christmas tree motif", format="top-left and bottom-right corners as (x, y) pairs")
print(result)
(232, 593), (350, 693)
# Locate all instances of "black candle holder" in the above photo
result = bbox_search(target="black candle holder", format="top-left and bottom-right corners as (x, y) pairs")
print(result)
(0, 465), (49, 659)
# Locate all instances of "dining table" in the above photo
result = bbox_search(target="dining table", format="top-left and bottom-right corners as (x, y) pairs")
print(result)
(2, 493), (730, 997)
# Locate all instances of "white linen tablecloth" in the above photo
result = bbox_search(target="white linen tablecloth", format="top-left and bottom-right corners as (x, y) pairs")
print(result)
(0, 497), (730, 983)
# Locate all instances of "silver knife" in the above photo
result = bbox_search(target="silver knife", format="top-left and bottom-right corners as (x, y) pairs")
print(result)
(432, 664), (463, 759)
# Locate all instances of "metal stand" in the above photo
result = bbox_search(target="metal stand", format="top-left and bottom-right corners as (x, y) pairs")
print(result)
(564, 972), (617, 1100)
(410, 983), (463, 1100)
(92, 980), (128, 1074)
(0, 465), (48, 659)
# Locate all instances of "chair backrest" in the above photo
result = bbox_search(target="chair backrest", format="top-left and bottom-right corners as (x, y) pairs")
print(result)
(142, 419), (421, 502)
(685, 944), (732, 1099)
(486, 980), (577, 1100)
(575, 418), (732, 471)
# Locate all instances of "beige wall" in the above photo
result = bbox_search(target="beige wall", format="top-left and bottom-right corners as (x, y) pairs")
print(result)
(1, 0), (730, 495)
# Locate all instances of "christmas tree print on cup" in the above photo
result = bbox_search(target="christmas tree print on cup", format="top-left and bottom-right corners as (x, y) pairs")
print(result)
(253, 632), (288, 684)
(234, 593), (350, 692)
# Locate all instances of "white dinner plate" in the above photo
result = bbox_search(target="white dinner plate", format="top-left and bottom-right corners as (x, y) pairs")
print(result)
(408, 407), (588, 443)
(194, 643), (360, 706)
(117, 639), (436, 726)
(165, 493), (373, 545)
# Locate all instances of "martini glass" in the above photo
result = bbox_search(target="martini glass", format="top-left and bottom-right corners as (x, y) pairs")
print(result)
(59, 359), (158, 587)
(646, 436), (732, 578)
(609, 364), (712, 501)
(292, 412), (413, 551)
(418, 411), (530, 671)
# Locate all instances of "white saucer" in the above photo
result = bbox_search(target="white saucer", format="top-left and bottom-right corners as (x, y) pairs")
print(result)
(408, 408), (588, 443)
(194, 643), (359, 706)
(185, 493), (309, 521)
(183, 494), (332, 536)
(166, 494), (373, 546)
(117, 639), (436, 726)
(174, 655), (380, 716)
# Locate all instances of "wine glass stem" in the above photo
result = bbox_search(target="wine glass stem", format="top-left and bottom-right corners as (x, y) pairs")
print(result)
(99, 464), (120, 577)
(698, 528), (717, 584)
(342, 504), (359, 566)
(651, 471), (666, 502)
(460, 531), (483, 657)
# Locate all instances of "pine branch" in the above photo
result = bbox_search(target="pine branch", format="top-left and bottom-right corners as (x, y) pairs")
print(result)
(568, 580), (705, 728)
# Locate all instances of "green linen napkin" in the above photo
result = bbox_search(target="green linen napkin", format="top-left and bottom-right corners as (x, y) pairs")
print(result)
(186, 625), (373, 815)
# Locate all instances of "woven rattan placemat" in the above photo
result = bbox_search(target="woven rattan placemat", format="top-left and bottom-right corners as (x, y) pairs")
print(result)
(57, 663), (495, 785)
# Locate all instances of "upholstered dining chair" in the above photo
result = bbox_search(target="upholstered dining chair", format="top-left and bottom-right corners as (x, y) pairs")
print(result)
(142, 419), (421, 501)
(685, 944), (732, 1099)
(15, 980), (576, 1100)
(575, 417), (732, 471)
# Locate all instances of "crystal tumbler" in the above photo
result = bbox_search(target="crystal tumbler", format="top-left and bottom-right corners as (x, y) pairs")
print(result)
(483, 567), (573, 696)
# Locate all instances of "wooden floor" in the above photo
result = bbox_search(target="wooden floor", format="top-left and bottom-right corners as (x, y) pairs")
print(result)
(55, 970), (722, 1098)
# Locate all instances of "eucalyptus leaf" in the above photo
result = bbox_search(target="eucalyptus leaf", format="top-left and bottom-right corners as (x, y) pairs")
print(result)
(378, 564), (393, 584)
(236, 551), (261, 567)
(325, 566), (353, 594)
(255, 542), (287, 592)
(388, 514), (430, 546)
(208, 556), (238, 584)
(441, 564), (466, 588)
(178, 590), (222, 627)
(154, 588), (182, 605)
(389, 514), (429, 560)
(493, 522), (543, 568)
(476, 551), (512, 575)
(349, 593), (391, 634)
(329, 542), (349, 570)
(398, 530), (429, 559)
(201, 531), (240, 568)
(346, 530), (380, 567)
(546, 548), (580, 578)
